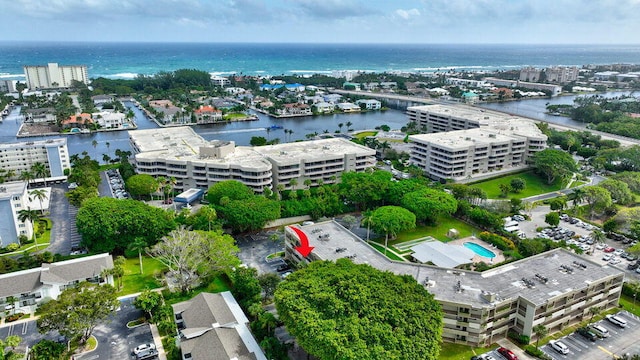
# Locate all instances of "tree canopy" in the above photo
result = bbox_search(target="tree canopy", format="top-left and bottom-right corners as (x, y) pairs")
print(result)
(217, 196), (281, 233)
(147, 227), (240, 292)
(125, 174), (158, 199)
(401, 188), (457, 224)
(76, 197), (176, 252)
(275, 259), (443, 360)
(340, 171), (392, 210)
(207, 180), (255, 205)
(531, 149), (576, 184)
(367, 205), (416, 239)
(37, 282), (119, 344)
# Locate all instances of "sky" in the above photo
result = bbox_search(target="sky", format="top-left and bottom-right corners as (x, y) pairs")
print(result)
(2, 0), (640, 44)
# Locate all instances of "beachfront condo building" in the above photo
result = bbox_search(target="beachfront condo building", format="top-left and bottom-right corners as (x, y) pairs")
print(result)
(0, 138), (70, 184)
(23, 63), (89, 90)
(284, 221), (624, 347)
(0, 181), (34, 246)
(407, 105), (547, 182)
(129, 127), (376, 193)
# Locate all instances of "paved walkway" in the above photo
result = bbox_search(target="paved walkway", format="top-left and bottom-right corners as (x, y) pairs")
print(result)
(495, 339), (536, 360)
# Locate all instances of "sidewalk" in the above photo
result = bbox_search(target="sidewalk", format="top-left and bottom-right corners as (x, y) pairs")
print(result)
(149, 324), (167, 360)
(495, 339), (536, 360)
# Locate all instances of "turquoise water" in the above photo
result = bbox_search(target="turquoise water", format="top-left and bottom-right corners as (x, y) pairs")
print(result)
(464, 242), (496, 259)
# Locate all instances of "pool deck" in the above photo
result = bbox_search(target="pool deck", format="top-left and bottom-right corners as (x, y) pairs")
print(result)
(448, 236), (505, 264)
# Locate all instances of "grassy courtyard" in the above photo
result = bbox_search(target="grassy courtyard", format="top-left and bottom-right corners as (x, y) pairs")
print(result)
(393, 216), (479, 244)
(118, 256), (166, 296)
(469, 171), (565, 199)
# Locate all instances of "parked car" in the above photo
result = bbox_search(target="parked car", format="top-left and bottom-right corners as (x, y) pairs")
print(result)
(604, 247), (616, 253)
(606, 314), (627, 328)
(576, 327), (598, 342)
(497, 347), (518, 360)
(549, 340), (569, 354)
(471, 354), (496, 360)
(133, 343), (156, 355)
(590, 324), (610, 338)
(276, 264), (291, 272)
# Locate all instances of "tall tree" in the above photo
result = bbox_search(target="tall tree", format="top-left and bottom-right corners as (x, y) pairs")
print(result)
(533, 324), (548, 349)
(37, 282), (119, 345)
(31, 162), (48, 186)
(582, 186), (613, 219)
(29, 189), (48, 215)
(18, 207), (41, 244)
(401, 188), (457, 224)
(275, 259), (443, 360)
(367, 205), (416, 253)
(19, 170), (34, 186)
(129, 237), (148, 275)
(125, 174), (158, 200)
(147, 227), (240, 292)
(532, 149), (576, 185)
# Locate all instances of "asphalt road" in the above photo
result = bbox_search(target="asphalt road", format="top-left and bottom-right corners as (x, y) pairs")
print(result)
(47, 183), (73, 255)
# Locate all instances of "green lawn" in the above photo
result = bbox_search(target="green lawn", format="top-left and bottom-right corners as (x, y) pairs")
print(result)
(393, 217), (480, 244)
(353, 131), (378, 139)
(439, 343), (498, 360)
(223, 112), (250, 120)
(619, 294), (640, 317)
(163, 276), (231, 305)
(118, 256), (166, 296)
(367, 241), (405, 261)
(469, 171), (565, 199)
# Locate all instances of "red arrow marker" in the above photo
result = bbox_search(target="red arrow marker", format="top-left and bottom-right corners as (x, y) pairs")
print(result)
(290, 226), (314, 257)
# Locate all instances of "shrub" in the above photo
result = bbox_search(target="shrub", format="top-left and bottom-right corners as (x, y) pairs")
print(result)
(524, 345), (552, 360)
(479, 231), (516, 250)
(508, 331), (530, 345)
(5, 243), (20, 252)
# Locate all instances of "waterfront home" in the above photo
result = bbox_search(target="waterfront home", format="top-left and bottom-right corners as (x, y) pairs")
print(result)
(313, 102), (335, 114)
(194, 105), (223, 124)
(336, 102), (361, 113)
(462, 91), (480, 104)
(278, 103), (311, 116)
(322, 94), (342, 104)
(92, 111), (126, 129)
(25, 108), (56, 123)
(91, 94), (115, 106)
(355, 99), (381, 110)
(61, 113), (92, 129)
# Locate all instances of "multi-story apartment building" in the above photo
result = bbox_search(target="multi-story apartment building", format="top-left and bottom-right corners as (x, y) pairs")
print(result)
(129, 127), (376, 193)
(406, 105), (547, 182)
(284, 221), (624, 347)
(545, 66), (579, 83)
(23, 63), (89, 90)
(484, 78), (562, 96)
(0, 181), (33, 246)
(519, 67), (541, 82)
(0, 138), (70, 183)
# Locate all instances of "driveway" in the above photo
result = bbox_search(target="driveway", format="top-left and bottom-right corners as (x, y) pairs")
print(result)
(47, 183), (74, 255)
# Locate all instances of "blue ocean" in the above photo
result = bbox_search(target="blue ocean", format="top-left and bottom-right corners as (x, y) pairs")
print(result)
(1, 42), (640, 80)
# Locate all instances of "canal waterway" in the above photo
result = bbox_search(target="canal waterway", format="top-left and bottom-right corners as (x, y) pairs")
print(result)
(0, 102), (409, 156)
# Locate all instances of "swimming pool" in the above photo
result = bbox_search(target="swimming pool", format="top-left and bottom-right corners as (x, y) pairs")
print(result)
(464, 242), (496, 259)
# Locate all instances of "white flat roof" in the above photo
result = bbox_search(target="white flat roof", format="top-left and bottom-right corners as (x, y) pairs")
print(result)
(410, 128), (516, 149)
(256, 138), (375, 166)
(411, 241), (476, 268)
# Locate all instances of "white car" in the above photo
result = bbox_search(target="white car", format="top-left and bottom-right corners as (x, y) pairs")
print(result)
(133, 344), (156, 355)
(602, 254), (613, 261)
(596, 243), (606, 250)
(549, 340), (569, 355)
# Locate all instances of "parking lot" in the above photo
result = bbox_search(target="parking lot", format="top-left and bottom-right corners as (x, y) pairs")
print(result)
(541, 311), (640, 360)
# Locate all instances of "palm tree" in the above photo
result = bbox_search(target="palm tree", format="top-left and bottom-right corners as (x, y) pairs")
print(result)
(29, 189), (48, 215)
(4, 169), (16, 182)
(18, 207), (41, 245)
(346, 121), (353, 130)
(20, 170), (34, 186)
(128, 237), (148, 275)
(102, 153), (112, 164)
(378, 141), (391, 158)
(533, 324), (548, 349)
(338, 123), (344, 132)
(30, 162), (48, 186)
(570, 188), (586, 210)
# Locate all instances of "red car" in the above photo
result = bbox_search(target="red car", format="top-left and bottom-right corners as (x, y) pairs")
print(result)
(497, 347), (519, 360)
(604, 247), (615, 253)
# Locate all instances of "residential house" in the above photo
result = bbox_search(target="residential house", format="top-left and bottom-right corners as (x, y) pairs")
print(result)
(92, 111), (125, 129)
(284, 83), (305, 92)
(0, 253), (114, 312)
(194, 106), (223, 124)
(211, 76), (230, 87)
(313, 102), (335, 114)
(322, 94), (342, 104)
(355, 99), (381, 110)
(61, 113), (92, 129)
(336, 102), (360, 113)
(172, 292), (267, 360)
(91, 95), (115, 106)
(379, 81), (397, 89)
(25, 108), (56, 123)
(462, 91), (479, 104)
(491, 87), (513, 99)
(278, 103), (311, 116)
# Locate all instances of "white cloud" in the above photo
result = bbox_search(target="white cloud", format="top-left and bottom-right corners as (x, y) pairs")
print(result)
(395, 8), (420, 20)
